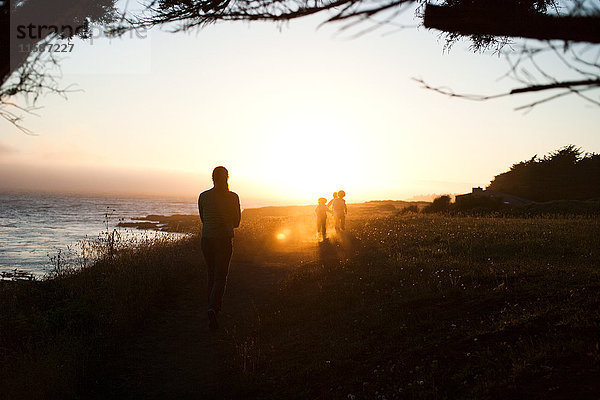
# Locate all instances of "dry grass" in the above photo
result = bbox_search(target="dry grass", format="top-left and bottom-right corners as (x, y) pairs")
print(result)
(0, 232), (203, 399)
(1, 211), (599, 399)
(233, 214), (600, 399)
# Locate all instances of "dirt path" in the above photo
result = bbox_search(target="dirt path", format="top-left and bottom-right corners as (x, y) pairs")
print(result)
(95, 243), (318, 399)
(92, 230), (358, 399)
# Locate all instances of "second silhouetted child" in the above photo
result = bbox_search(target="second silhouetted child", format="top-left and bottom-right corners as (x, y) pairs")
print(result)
(332, 190), (347, 232)
(315, 197), (329, 240)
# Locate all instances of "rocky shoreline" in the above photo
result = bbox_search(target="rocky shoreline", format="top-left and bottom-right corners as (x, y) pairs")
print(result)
(117, 214), (201, 233)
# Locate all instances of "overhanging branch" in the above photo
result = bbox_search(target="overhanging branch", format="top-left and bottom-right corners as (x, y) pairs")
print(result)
(510, 79), (600, 94)
(423, 4), (600, 44)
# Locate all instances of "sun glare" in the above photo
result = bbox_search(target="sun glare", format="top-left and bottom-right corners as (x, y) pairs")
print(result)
(251, 110), (367, 202)
(276, 228), (292, 241)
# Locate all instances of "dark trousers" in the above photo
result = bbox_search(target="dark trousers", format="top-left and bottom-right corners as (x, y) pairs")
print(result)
(201, 237), (233, 313)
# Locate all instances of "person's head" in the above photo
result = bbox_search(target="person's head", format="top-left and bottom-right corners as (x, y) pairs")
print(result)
(337, 190), (346, 198)
(332, 192), (338, 199)
(318, 197), (327, 205)
(212, 166), (229, 190)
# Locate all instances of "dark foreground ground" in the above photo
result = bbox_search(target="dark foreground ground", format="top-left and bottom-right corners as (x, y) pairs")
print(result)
(1, 206), (599, 399)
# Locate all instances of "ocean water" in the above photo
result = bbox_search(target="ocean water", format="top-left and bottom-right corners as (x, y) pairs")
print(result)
(0, 192), (198, 277)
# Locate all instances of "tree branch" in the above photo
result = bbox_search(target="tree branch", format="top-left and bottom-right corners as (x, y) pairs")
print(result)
(510, 79), (600, 94)
(424, 4), (600, 44)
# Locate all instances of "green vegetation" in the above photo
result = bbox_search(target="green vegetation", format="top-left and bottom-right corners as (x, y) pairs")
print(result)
(1, 208), (599, 399)
(488, 145), (600, 202)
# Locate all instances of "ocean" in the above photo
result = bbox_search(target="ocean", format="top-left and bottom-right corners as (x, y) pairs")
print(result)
(0, 192), (199, 277)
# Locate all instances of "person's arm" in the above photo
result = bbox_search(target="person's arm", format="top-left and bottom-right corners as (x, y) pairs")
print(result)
(198, 194), (204, 222)
(232, 193), (241, 228)
(344, 202), (348, 214)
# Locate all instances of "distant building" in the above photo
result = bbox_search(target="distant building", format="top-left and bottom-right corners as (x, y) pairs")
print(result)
(455, 187), (534, 207)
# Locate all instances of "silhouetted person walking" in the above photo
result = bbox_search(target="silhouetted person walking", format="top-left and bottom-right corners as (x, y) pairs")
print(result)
(316, 197), (329, 241)
(198, 166), (241, 330)
(332, 190), (347, 232)
(327, 191), (338, 208)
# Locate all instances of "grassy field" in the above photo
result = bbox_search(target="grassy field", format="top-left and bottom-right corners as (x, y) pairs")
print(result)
(1, 205), (599, 399)
(237, 212), (600, 399)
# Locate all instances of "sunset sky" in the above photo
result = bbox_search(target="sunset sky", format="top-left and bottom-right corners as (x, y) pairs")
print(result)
(1, 6), (599, 207)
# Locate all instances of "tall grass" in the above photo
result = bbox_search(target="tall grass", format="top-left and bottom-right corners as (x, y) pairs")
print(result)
(0, 229), (202, 400)
(2, 213), (598, 399)
(234, 214), (600, 399)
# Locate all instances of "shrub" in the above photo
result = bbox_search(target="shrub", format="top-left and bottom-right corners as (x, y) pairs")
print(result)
(422, 195), (451, 213)
(455, 194), (504, 212)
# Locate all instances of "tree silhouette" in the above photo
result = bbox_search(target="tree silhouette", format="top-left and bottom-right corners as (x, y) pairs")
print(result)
(1, 0), (599, 131)
(487, 145), (600, 202)
(0, 0), (118, 132)
(124, 0), (600, 110)
(423, 194), (452, 213)
(416, 1), (600, 111)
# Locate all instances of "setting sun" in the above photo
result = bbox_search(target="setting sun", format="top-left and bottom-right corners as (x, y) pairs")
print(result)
(247, 110), (367, 201)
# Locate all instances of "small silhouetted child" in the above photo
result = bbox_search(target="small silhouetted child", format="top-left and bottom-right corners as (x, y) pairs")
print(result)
(332, 190), (347, 231)
(327, 192), (338, 208)
(315, 197), (329, 240)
